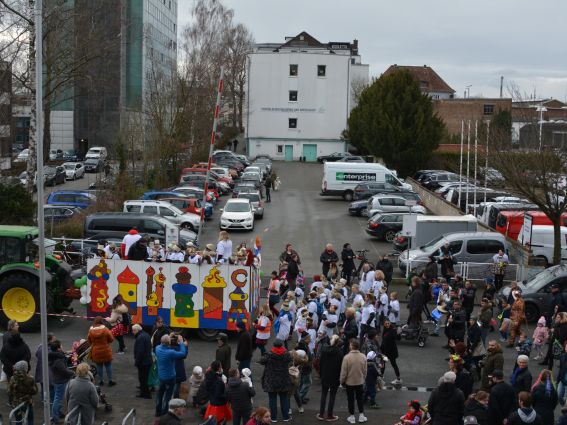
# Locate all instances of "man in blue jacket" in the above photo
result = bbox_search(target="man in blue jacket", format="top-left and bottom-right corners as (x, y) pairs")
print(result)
(132, 324), (153, 399)
(155, 333), (188, 417)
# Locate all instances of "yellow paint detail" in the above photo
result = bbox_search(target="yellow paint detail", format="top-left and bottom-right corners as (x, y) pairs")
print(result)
(2, 288), (35, 323)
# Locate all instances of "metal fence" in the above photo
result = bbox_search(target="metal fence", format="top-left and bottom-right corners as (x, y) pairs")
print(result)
(403, 258), (521, 283)
(122, 409), (136, 425)
(8, 402), (28, 425)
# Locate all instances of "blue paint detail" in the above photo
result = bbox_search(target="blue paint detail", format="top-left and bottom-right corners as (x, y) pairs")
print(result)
(199, 311), (228, 330)
(141, 307), (171, 326)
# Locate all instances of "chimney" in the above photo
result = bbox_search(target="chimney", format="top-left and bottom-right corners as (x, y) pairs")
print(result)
(352, 39), (358, 55)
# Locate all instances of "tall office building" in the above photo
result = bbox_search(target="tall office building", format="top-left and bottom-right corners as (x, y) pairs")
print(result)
(50, 0), (178, 153)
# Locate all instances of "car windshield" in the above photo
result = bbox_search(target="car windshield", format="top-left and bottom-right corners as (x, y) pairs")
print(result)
(225, 202), (250, 212)
(419, 235), (446, 252)
(85, 159), (97, 165)
(239, 194), (260, 202)
(63, 164), (76, 170)
(524, 267), (565, 290)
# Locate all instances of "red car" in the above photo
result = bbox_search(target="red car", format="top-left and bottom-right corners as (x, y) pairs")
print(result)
(161, 197), (208, 218)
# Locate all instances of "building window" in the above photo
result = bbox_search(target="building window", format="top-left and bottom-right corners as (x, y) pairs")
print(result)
(289, 64), (298, 76)
(288, 118), (297, 129)
(277, 145), (283, 154)
(484, 104), (495, 115)
(289, 90), (298, 102)
(317, 65), (326, 77)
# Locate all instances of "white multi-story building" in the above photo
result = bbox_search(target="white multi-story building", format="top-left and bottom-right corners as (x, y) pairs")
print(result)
(246, 32), (369, 161)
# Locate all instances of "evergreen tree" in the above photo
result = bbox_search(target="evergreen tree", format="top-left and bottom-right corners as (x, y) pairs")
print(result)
(345, 70), (445, 176)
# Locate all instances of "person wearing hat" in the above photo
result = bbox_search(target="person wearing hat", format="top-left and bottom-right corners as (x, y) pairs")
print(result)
(427, 371), (465, 425)
(128, 234), (150, 261)
(106, 242), (121, 260)
(259, 339), (293, 422)
(507, 290), (526, 347)
(235, 322), (253, 373)
(487, 369), (517, 425)
(492, 249), (509, 291)
(215, 333), (231, 376)
(275, 301), (293, 347)
(187, 246), (202, 264)
(148, 240), (166, 262)
(341, 243), (356, 286)
(511, 355), (532, 394)
(364, 351), (380, 408)
(8, 360), (37, 424)
(376, 254), (394, 285)
(166, 243), (185, 263)
(296, 331), (314, 405)
(157, 398), (187, 424)
(121, 227), (141, 259)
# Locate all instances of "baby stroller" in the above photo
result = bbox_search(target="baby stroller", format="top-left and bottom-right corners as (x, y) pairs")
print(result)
(398, 323), (429, 347)
(67, 339), (112, 412)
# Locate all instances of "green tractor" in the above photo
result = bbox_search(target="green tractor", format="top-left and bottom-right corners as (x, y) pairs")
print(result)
(0, 225), (81, 331)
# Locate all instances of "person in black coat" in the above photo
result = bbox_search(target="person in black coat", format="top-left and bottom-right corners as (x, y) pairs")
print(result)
(427, 372), (465, 425)
(0, 332), (31, 380)
(235, 322), (253, 372)
(423, 256), (438, 283)
(507, 391), (542, 425)
(446, 300), (467, 343)
(408, 277), (424, 326)
(530, 370), (557, 425)
(511, 356), (532, 394)
(320, 244), (339, 278)
(488, 370), (518, 425)
(172, 336), (188, 398)
(226, 368), (255, 425)
(286, 255), (300, 290)
(376, 255), (393, 284)
(318, 335), (343, 421)
(132, 324), (153, 398)
(128, 236), (150, 261)
(464, 391), (489, 425)
(151, 316), (172, 351)
(341, 243), (356, 285)
(260, 339), (292, 422)
(341, 308), (359, 356)
(381, 319), (401, 384)
(460, 281), (476, 321)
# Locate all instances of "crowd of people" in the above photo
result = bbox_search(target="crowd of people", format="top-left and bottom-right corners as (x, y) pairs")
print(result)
(3, 239), (567, 425)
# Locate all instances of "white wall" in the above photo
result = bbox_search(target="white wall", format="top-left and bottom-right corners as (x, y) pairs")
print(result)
(50, 111), (74, 150)
(248, 51), (368, 142)
(248, 138), (345, 161)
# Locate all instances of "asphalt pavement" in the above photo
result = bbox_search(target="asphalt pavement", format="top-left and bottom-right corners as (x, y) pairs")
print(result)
(0, 161), (554, 424)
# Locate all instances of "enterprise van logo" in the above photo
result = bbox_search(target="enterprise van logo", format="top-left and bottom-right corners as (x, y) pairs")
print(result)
(336, 172), (376, 182)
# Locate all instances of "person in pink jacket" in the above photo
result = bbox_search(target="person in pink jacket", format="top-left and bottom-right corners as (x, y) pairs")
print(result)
(532, 316), (549, 360)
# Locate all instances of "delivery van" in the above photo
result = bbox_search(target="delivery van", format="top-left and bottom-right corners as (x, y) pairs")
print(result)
(321, 162), (411, 201)
(526, 225), (567, 266)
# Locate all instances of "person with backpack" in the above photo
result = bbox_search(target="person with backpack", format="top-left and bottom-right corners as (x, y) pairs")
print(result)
(107, 295), (130, 354)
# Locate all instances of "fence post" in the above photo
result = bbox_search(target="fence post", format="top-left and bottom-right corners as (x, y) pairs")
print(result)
(122, 408), (136, 425)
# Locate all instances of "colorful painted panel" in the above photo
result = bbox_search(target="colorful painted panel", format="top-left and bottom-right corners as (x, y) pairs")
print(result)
(85, 260), (258, 330)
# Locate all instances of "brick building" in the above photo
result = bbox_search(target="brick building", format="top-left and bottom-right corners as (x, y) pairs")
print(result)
(433, 98), (512, 136)
(382, 64), (455, 99)
(512, 99), (567, 146)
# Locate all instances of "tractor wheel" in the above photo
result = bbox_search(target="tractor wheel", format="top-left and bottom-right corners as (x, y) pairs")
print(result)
(0, 273), (52, 331)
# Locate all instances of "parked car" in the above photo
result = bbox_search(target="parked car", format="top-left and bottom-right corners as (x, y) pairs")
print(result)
(85, 146), (108, 160)
(47, 190), (97, 209)
(63, 150), (83, 162)
(123, 200), (200, 231)
(317, 152), (352, 163)
(160, 197), (213, 219)
(14, 149), (30, 163)
(232, 182), (258, 198)
(49, 149), (64, 161)
(44, 205), (83, 222)
(233, 154), (250, 166)
(220, 199), (254, 231)
(421, 172), (460, 191)
(237, 191), (264, 218)
(44, 165), (66, 186)
(367, 194), (426, 217)
(340, 155), (366, 163)
(413, 170), (446, 183)
(172, 186), (214, 203)
(366, 213), (408, 242)
(240, 172), (262, 189)
(353, 182), (407, 201)
(393, 232), (409, 252)
(141, 191), (185, 201)
(348, 200), (368, 216)
(63, 162), (85, 180)
(84, 158), (104, 173)
(499, 265), (567, 322)
(254, 157), (272, 173)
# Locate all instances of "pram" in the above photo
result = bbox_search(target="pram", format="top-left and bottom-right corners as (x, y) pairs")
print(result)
(398, 323), (430, 347)
(67, 339), (113, 412)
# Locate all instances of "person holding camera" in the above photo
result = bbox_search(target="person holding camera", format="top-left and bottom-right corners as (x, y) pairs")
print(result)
(155, 334), (188, 417)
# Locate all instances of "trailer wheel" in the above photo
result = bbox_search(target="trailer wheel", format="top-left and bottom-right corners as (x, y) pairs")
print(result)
(198, 328), (220, 341)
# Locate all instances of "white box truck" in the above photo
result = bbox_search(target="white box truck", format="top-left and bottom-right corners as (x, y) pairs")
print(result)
(402, 214), (478, 248)
(321, 162), (411, 201)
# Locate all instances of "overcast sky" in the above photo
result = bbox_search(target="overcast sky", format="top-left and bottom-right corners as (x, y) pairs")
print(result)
(178, 0), (567, 101)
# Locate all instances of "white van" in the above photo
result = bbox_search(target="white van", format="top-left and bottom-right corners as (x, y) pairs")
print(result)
(85, 146), (108, 160)
(526, 225), (567, 265)
(321, 162), (411, 201)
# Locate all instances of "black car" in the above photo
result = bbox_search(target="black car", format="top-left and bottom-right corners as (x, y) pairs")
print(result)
(317, 152), (352, 163)
(413, 170), (446, 183)
(348, 200), (368, 216)
(421, 172), (460, 191)
(44, 165), (66, 186)
(84, 158), (104, 172)
(365, 213), (405, 242)
(353, 182), (407, 201)
(63, 149), (83, 162)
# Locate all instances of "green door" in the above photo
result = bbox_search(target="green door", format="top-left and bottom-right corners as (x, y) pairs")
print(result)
(284, 145), (293, 161)
(302, 144), (317, 162)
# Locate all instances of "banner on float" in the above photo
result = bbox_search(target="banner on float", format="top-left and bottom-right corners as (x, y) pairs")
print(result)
(86, 259), (260, 330)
